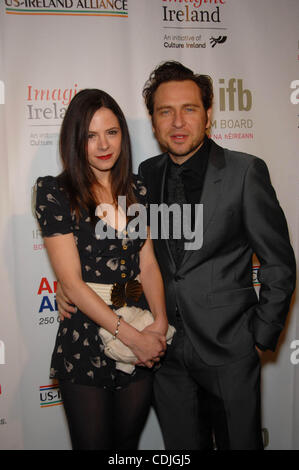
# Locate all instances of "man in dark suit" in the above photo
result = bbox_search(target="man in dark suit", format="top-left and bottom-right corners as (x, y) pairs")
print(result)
(138, 61), (296, 450)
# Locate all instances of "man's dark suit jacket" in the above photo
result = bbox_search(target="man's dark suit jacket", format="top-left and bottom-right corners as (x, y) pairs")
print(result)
(139, 140), (296, 366)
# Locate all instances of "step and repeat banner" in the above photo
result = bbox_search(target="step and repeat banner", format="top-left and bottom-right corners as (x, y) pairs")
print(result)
(0, 0), (298, 450)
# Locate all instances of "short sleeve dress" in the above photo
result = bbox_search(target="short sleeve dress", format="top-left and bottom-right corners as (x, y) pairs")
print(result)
(35, 174), (152, 391)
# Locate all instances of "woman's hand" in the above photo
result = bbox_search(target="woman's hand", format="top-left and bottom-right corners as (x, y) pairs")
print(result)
(137, 321), (168, 367)
(119, 324), (166, 369)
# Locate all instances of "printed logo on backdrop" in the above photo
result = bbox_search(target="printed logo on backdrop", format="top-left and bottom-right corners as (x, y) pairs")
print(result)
(32, 228), (45, 251)
(40, 383), (63, 408)
(27, 83), (78, 122)
(26, 83), (79, 147)
(37, 277), (60, 326)
(161, 0), (228, 51)
(209, 77), (254, 143)
(252, 264), (260, 288)
(5, 1), (128, 18)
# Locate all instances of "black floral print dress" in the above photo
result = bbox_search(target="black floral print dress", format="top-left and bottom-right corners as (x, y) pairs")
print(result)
(35, 174), (151, 390)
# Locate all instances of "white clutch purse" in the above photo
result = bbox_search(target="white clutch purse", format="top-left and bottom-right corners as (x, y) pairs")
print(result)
(99, 306), (176, 374)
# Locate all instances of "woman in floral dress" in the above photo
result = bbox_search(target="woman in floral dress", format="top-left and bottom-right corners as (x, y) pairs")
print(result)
(35, 89), (168, 450)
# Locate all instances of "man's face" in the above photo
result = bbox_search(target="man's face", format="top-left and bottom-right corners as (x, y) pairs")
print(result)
(152, 80), (212, 164)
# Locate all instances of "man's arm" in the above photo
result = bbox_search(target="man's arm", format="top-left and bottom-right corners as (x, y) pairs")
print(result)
(138, 161), (146, 182)
(242, 157), (296, 351)
(56, 282), (77, 320)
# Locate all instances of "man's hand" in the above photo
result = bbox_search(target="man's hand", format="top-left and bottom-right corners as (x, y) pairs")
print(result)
(133, 323), (167, 368)
(56, 281), (77, 321)
(255, 346), (263, 359)
(143, 318), (169, 338)
(122, 326), (166, 369)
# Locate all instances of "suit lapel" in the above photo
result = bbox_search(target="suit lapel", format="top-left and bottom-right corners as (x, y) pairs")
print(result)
(200, 141), (225, 234)
(150, 154), (177, 272)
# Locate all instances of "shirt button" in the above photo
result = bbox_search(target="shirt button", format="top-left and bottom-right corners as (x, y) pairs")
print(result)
(121, 273), (127, 278)
(120, 259), (126, 265)
(123, 245), (128, 250)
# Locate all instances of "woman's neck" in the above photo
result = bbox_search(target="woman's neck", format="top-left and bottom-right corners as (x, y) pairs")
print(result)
(94, 182), (115, 206)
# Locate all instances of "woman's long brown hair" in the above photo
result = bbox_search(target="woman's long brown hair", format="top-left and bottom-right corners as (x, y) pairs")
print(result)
(58, 88), (137, 222)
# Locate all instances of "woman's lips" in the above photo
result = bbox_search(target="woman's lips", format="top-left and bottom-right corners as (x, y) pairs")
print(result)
(96, 154), (113, 160)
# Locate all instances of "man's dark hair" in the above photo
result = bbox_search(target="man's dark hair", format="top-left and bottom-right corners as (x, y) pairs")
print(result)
(143, 61), (213, 116)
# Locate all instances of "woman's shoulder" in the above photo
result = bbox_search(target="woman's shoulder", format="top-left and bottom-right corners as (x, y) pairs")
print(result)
(34, 174), (71, 213)
(34, 175), (74, 236)
(35, 174), (69, 201)
(36, 174), (64, 192)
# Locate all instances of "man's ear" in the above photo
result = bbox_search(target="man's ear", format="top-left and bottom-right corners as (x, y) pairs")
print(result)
(206, 107), (212, 130)
(152, 119), (156, 135)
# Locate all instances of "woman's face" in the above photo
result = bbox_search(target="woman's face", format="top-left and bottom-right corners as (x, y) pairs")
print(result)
(87, 107), (122, 181)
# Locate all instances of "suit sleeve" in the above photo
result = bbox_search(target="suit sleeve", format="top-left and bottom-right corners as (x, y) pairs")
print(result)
(138, 162), (146, 181)
(242, 158), (296, 351)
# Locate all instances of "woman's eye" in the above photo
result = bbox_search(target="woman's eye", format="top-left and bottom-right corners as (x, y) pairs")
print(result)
(88, 133), (96, 139)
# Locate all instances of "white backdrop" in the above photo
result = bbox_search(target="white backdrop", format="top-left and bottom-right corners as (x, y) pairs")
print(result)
(0, 0), (298, 450)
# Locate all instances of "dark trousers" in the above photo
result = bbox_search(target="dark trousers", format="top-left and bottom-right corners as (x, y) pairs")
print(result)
(153, 314), (264, 450)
